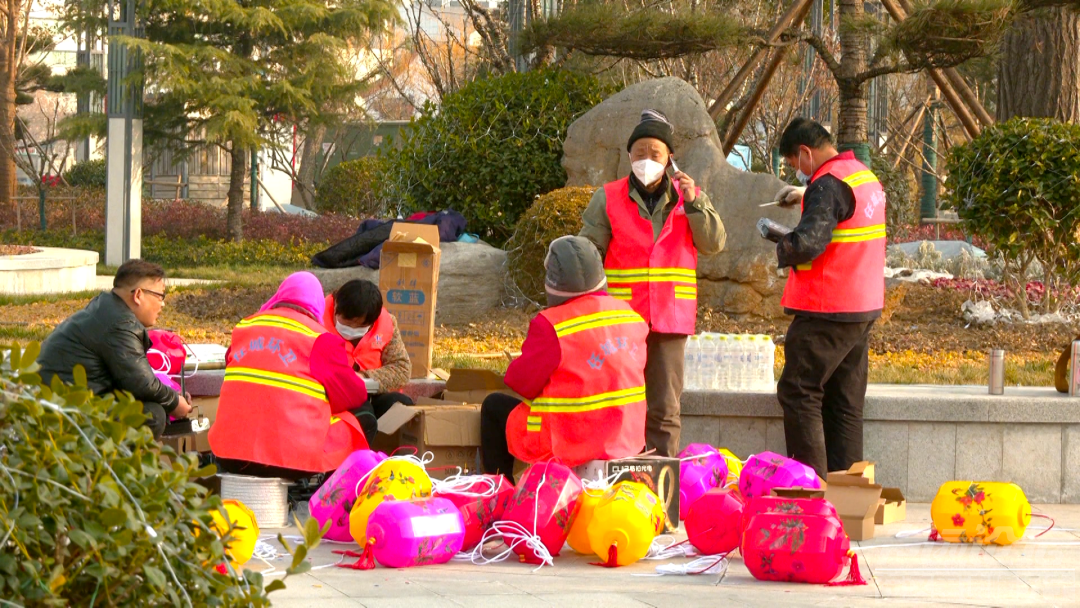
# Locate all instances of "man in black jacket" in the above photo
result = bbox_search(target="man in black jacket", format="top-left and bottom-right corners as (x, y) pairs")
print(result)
(39, 259), (192, 438)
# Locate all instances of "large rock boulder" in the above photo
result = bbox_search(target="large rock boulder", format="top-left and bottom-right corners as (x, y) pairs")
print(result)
(563, 77), (798, 318)
(312, 241), (508, 325)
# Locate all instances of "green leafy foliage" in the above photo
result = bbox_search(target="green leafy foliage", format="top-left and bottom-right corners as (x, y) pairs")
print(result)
(380, 69), (613, 245)
(0, 344), (323, 604)
(887, 0), (1014, 70)
(315, 156), (385, 218)
(946, 117), (1080, 314)
(505, 186), (596, 303)
(63, 158), (107, 188)
(522, 4), (743, 59)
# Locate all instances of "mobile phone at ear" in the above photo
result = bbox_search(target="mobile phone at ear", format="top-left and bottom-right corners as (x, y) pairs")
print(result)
(668, 158), (680, 178)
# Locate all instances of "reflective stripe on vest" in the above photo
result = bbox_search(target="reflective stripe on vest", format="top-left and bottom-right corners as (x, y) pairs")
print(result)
(781, 151), (887, 314)
(552, 309), (643, 338)
(505, 294), (648, 466)
(603, 177), (698, 334)
(527, 385), (647, 413)
(224, 366), (328, 402)
(236, 314), (322, 338)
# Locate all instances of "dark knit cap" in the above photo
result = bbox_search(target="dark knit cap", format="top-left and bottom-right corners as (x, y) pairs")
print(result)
(627, 109), (675, 153)
(544, 236), (606, 307)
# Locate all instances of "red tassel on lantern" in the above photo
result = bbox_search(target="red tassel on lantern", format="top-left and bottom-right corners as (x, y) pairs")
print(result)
(334, 538), (376, 570)
(590, 545), (620, 568)
(828, 551), (867, 586)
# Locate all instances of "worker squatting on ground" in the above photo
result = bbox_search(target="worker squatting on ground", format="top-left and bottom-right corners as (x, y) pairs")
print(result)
(323, 279), (415, 438)
(771, 117), (887, 479)
(37, 259), (192, 439)
(579, 109), (727, 457)
(480, 236), (650, 484)
(209, 272), (372, 479)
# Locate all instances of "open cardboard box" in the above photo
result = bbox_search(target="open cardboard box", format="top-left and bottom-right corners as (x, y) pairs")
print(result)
(443, 368), (522, 404)
(380, 223), (441, 379)
(824, 461), (883, 541)
(875, 487), (907, 524)
(374, 403), (481, 479)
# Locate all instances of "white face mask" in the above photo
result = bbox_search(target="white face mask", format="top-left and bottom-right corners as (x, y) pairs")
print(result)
(336, 320), (370, 340)
(631, 158), (666, 186)
(796, 149), (813, 185)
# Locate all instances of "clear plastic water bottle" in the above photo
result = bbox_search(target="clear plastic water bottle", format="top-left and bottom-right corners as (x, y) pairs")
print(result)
(750, 335), (766, 390)
(684, 335), (700, 390)
(730, 335), (745, 391)
(760, 334), (775, 390)
(700, 334), (717, 390)
(715, 334), (730, 391)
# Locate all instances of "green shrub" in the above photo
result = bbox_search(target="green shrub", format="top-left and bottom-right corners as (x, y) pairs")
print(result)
(946, 117), (1080, 316)
(870, 151), (915, 234)
(314, 156), (385, 218)
(63, 158), (107, 188)
(381, 69), (613, 245)
(505, 186), (597, 303)
(0, 343), (323, 604)
(1, 230), (327, 267)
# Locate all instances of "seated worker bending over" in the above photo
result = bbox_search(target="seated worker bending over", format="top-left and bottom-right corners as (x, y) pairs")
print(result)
(38, 259), (191, 439)
(481, 236), (649, 483)
(323, 279), (414, 438)
(209, 272), (370, 479)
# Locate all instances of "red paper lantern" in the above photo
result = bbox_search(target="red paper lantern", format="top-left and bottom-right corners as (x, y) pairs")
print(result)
(685, 488), (745, 555)
(500, 461), (583, 564)
(742, 511), (860, 585)
(435, 475), (515, 552)
(742, 495), (840, 532)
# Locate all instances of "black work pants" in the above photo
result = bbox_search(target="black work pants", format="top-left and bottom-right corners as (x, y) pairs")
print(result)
(144, 401), (168, 440)
(777, 315), (874, 479)
(351, 392), (415, 442)
(644, 332), (687, 457)
(480, 393), (520, 485)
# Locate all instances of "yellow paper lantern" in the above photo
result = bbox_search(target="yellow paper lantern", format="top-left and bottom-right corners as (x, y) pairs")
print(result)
(566, 488), (605, 554)
(349, 459), (432, 546)
(718, 448), (742, 488)
(210, 499), (260, 567)
(587, 482), (665, 566)
(931, 481), (1032, 546)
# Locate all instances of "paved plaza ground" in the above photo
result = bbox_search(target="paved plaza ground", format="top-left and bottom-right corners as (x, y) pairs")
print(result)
(258, 503), (1080, 608)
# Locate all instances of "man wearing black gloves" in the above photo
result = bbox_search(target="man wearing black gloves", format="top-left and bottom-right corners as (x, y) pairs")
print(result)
(770, 118), (886, 478)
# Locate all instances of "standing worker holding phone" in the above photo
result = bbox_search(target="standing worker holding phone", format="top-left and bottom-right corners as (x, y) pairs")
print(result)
(580, 109), (727, 457)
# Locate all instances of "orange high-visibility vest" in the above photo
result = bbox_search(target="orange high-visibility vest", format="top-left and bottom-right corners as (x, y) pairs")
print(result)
(781, 152), (886, 314)
(603, 177), (698, 335)
(209, 307), (368, 473)
(506, 294), (649, 467)
(322, 295), (394, 371)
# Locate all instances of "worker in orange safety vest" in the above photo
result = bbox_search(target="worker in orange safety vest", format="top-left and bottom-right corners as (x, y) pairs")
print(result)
(210, 272), (371, 479)
(480, 236), (649, 482)
(580, 109), (727, 456)
(768, 118), (886, 479)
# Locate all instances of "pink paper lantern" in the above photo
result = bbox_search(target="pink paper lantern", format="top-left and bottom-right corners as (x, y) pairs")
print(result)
(738, 451), (821, 499)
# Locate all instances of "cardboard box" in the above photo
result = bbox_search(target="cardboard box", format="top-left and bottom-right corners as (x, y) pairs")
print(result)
(374, 403), (481, 479)
(772, 487), (825, 499)
(379, 223), (441, 379)
(875, 487), (907, 524)
(442, 368), (522, 404)
(824, 461), (883, 541)
(575, 456), (681, 531)
(191, 396), (219, 453)
(161, 432), (198, 455)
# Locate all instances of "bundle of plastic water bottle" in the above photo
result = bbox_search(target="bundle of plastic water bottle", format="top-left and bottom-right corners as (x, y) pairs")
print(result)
(684, 333), (775, 391)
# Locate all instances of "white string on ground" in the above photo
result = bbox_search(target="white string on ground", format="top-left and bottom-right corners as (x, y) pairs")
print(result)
(634, 555), (729, 577)
(895, 526), (932, 538)
(643, 535), (698, 560)
(468, 464), (555, 571)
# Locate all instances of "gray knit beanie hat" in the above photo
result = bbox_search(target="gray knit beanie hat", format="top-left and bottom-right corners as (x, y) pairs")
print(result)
(544, 235), (607, 307)
(627, 109), (675, 153)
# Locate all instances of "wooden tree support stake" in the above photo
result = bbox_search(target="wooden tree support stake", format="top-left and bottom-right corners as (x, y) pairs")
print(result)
(707, 0), (815, 120)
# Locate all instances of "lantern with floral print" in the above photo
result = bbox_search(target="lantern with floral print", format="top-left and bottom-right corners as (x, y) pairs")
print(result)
(364, 497), (466, 568)
(741, 495), (841, 532)
(741, 511), (864, 585)
(310, 449), (387, 542)
(678, 444), (728, 521)
(738, 452), (821, 499)
(349, 458), (433, 546)
(930, 481), (1032, 546)
(434, 474), (515, 552)
(501, 461), (583, 563)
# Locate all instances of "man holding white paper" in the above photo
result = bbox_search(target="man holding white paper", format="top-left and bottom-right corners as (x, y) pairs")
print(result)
(770, 117), (886, 479)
